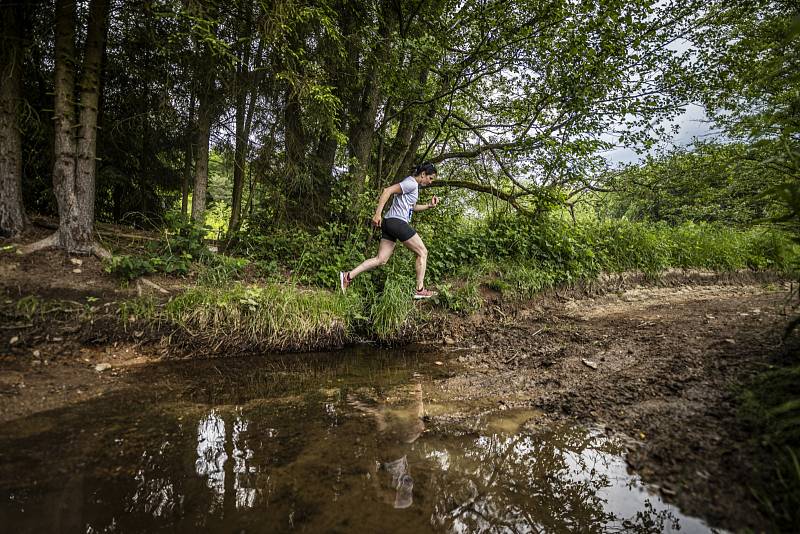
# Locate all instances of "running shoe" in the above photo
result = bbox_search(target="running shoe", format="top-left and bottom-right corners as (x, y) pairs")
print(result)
(339, 271), (351, 294)
(413, 288), (436, 300)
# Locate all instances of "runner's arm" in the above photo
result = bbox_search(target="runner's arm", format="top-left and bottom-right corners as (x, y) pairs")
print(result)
(412, 195), (439, 212)
(372, 183), (403, 226)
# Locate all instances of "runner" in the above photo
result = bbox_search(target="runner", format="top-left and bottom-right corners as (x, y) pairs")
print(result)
(339, 162), (439, 299)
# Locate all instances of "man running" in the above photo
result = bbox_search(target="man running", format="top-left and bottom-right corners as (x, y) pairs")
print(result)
(340, 163), (439, 299)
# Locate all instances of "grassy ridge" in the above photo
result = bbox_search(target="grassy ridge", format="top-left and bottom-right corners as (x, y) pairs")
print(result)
(117, 217), (797, 352)
(163, 284), (358, 351)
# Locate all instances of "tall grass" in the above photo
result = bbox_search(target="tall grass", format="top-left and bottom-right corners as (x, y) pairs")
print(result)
(739, 363), (800, 529)
(129, 215), (797, 348)
(164, 284), (357, 351)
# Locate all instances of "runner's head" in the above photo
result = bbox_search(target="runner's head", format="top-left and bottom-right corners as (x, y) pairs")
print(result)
(413, 162), (437, 185)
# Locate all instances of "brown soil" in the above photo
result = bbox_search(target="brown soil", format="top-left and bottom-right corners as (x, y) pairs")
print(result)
(1, 238), (798, 531)
(435, 280), (797, 532)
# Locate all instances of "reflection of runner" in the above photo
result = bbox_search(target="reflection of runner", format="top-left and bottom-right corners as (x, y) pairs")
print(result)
(340, 163), (439, 300)
(382, 456), (414, 509)
(348, 383), (426, 509)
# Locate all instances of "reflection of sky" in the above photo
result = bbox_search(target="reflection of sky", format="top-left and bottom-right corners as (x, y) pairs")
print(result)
(232, 411), (257, 509)
(196, 410), (228, 511)
(195, 409), (259, 512)
(421, 428), (719, 534)
(561, 431), (713, 534)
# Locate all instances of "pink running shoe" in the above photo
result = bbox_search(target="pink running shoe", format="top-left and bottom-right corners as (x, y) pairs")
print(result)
(413, 287), (437, 300)
(339, 271), (351, 294)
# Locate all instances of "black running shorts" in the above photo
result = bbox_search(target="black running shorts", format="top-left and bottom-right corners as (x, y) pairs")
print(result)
(381, 217), (417, 242)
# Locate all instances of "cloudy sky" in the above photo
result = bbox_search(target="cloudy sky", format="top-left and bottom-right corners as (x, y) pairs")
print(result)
(601, 104), (725, 166)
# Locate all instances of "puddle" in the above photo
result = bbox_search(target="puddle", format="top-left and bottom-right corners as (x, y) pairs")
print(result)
(0, 348), (719, 533)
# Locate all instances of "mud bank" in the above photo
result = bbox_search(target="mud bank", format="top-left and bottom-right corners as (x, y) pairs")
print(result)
(434, 282), (797, 531)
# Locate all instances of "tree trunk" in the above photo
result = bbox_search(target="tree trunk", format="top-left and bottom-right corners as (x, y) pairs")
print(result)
(191, 90), (211, 224)
(74, 0), (109, 241)
(0, 0), (28, 237)
(228, 39), (262, 237)
(348, 62), (382, 197)
(229, 82), (246, 235)
(50, 0), (82, 251)
(22, 0), (111, 258)
(227, 2), (259, 237)
(181, 91), (195, 217)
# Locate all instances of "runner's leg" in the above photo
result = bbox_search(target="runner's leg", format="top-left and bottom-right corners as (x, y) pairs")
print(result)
(349, 238), (396, 279)
(401, 234), (427, 290)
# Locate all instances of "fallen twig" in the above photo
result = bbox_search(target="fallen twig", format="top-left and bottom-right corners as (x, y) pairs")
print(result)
(139, 278), (169, 294)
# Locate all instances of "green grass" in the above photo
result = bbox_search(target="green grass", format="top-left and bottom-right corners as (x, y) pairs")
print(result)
(107, 215), (798, 346)
(163, 283), (359, 351)
(738, 363), (800, 530)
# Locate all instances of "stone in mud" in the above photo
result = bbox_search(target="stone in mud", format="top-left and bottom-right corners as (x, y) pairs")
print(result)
(581, 358), (598, 370)
(443, 337), (456, 345)
(95, 363), (112, 372)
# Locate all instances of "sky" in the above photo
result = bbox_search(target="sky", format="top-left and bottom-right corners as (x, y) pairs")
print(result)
(601, 104), (725, 166)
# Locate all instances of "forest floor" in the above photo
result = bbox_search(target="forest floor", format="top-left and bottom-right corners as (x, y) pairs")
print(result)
(1, 242), (798, 531)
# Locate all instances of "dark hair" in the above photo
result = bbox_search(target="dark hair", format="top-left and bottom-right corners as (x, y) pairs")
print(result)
(413, 162), (437, 176)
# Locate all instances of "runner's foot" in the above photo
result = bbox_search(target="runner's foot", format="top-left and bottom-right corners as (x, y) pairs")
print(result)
(413, 288), (436, 300)
(339, 271), (351, 294)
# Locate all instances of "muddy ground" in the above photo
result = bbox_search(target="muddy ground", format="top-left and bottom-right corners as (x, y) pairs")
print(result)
(1, 246), (798, 531)
(435, 279), (798, 531)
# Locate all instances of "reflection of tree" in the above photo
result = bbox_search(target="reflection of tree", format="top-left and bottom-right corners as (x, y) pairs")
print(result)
(128, 441), (184, 519)
(231, 409), (257, 510)
(425, 427), (679, 533)
(195, 410), (228, 512)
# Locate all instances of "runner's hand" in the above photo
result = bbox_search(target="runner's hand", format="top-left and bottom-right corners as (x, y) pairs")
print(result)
(431, 196), (439, 207)
(371, 214), (382, 228)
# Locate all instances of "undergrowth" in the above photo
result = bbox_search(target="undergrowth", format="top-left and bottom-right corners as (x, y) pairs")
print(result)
(106, 213), (798, 349)
(738, 357), (800, 530)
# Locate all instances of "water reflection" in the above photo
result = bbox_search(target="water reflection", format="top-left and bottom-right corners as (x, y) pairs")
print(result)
(0, 352), (718, 533)
(129, 441), (184, 519)
(195, 410), (227, 511)
(231, 410), (257, 510)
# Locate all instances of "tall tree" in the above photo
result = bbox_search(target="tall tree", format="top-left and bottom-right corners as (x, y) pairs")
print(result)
(22, 0), (111, 256)
(227, 0), (264, 238)
(0, 0), (29, 237)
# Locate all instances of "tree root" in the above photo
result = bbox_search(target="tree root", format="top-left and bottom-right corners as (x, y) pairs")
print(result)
(18, 232), (59, 254)
(18, 231), (112, 260)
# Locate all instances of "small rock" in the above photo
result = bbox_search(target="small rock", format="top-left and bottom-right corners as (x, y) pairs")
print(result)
(33, 350), (41, 358)
(581, 358), (598, 370)
(10, 336), (19, 345)
(443, 337), (456, 345)
(724, 338), (735, 345)
(660, 485), (677, 497)
(434, 361), (444, 366)
(52, 337), (63, 342)
(70, 258), (83, 266)
(72, 268), (82, 274)
(95, 363), (112, 372)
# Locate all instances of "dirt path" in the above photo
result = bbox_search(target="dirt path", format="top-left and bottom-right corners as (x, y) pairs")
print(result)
(436, 282), (795, 531)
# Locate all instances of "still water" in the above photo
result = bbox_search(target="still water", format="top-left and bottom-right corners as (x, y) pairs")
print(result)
(0, 347), (717, 533)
